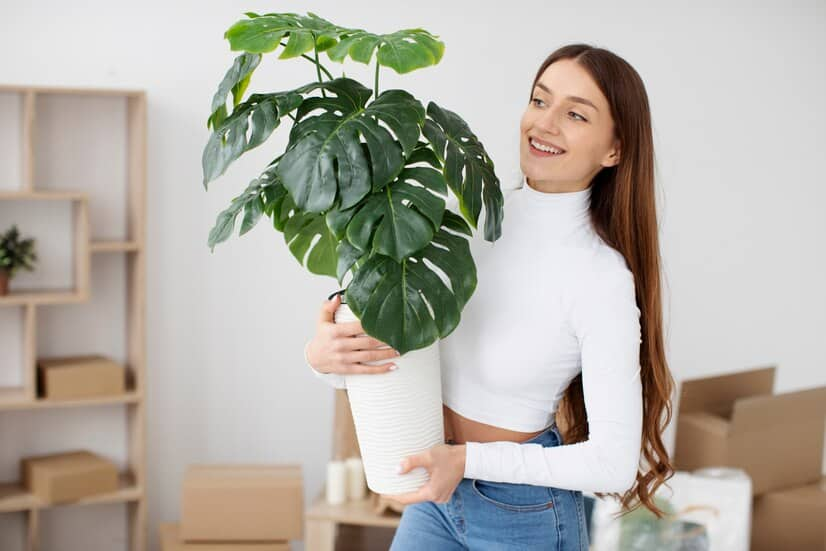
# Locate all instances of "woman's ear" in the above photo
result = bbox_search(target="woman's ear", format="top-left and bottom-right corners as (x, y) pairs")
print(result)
(602, 141), (621, 167)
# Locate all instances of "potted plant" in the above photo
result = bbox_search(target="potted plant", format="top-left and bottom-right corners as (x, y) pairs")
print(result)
(0, 224), (38, 296)
(202, 11), (505, 495)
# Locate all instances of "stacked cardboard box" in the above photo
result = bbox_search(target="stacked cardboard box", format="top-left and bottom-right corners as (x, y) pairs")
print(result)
(159, 524), (290, 551)
(160, 464), (303, 550)
(674, 365), (826, 550)
(20, 450), (119, 504)
(36, 354), (126, 400)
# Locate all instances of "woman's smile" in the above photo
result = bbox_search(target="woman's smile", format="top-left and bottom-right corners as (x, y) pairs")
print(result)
(529, 137), (567, 157)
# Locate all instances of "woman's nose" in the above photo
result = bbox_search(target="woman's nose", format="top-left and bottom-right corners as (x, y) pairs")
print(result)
(535, 110), (562, 135)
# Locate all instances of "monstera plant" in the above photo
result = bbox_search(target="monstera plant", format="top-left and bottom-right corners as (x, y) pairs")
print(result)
(203, 11), (504, 356)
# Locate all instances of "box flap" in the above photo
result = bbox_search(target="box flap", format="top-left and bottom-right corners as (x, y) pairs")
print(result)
(22, 450), (113, 470)
(679, 411), (730, 436)
(678, 365), (775, 416)
(37, 355), (114, 369)
(771, 477), (826, 507)
(184, 464), (302, 488)
(731, 386), (826, 432)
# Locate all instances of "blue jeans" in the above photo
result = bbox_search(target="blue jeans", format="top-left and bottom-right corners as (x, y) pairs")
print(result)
(389, 422), (590, 550)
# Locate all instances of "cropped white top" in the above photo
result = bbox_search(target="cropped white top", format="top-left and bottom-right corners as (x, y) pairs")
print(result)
(307, 175), (643, 494)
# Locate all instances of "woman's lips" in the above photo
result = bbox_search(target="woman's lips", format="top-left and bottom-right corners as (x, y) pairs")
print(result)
(529, 139), (566, 158)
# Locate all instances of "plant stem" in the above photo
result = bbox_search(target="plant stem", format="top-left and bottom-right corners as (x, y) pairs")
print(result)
(374, 61), (380, 100)
(313, 39), (327, 99)
(279, 40), (334, 81)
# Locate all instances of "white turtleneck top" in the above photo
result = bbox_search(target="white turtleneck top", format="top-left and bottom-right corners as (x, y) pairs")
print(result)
(306, 175), (643, 494)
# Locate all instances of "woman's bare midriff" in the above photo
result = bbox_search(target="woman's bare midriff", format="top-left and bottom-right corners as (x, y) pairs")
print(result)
(443, 404), (546, 445)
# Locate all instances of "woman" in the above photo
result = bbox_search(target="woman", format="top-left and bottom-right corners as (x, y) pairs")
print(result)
(305, 43), (675, 550)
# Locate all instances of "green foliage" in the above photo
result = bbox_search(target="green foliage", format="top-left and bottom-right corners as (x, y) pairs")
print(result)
(202, 11), (504, 354)
(224, 12), (445, 74)
(0, 225), (37, 278)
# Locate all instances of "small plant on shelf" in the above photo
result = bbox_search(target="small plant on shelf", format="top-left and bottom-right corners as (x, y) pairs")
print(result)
(0, 224), (38, 296)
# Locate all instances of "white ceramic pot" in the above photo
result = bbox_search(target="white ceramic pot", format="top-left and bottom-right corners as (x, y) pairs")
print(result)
(334, 297), (445, 495)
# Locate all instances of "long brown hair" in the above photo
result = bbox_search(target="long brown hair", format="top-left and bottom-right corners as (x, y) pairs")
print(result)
(532, 44), (675, 519)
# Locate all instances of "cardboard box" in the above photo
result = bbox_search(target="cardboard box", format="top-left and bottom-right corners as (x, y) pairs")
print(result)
(674, 365), (826, 495)
(20, 450), (119, 504)
(333, 389), (361, 461)
(751, 475), (826, 551)
(180, 465), (303, 542)
(160, 523), (290, 550)
(37, 354), (125, 399)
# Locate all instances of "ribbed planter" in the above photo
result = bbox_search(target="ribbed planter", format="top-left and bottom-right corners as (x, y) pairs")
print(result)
(332, 290), (445, 495)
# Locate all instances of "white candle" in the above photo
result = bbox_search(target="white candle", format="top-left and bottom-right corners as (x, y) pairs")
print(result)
(346, 456), (367, 500)
(326, 460), (347, 505)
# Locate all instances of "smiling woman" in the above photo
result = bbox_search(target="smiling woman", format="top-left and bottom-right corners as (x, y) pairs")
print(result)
(521, 58), (622, 193)
(382, 43), (677, 551)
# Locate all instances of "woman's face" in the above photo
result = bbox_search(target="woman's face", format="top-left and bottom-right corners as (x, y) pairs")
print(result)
(520, 58), (620, 192)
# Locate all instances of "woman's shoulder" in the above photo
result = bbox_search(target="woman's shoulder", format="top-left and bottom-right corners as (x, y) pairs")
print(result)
(562, 237), (635, 295)
(564, 231), (630, 269)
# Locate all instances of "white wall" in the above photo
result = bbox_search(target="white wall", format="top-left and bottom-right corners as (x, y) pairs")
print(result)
(1, 1), (824, 550)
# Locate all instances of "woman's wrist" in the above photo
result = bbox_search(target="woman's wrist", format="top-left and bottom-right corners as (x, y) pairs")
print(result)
(452, 444), (467, 475)
(304, 339), (324, 373)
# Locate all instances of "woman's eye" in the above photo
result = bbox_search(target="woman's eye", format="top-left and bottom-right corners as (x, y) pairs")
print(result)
(532, 98), (586, 122)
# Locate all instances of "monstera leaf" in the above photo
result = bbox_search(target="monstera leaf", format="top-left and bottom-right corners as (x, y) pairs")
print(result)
(203, 88), (303, 188)
(276, 78), (425, 213)
(225, 12), (444, 74)
(204, 10), (506, 354)
(207, 52), (261, 131)
(207, 176), (267, 252)
(282, 208), (339, 278)
(345, 210), (477, 353)
(223, 12), (340, 57)
(424, 102), (504, 242)
(345, 165), (448, 262)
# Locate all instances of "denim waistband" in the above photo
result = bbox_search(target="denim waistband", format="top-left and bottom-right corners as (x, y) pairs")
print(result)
(520, 419), (559, 446)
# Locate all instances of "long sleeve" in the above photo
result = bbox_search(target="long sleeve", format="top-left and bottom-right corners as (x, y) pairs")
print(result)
(462, 262), (643, 494)
(304, 339), (347, 389)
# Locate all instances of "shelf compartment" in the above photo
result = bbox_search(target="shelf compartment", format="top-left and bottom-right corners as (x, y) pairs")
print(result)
(90, 241), (140, 253)
(0, 472), (141, 513)
(36, 254), (129, 387)
(0, 390), (141, 412)
(0, 91), (27, 191)
(0, 190), (87, 201)
(33, 92), (131, 243)
(0, 193), (90, 306)
(306, 491), (402, 529)
(0, 290), (85, 307)
(0, 387), (31, 406)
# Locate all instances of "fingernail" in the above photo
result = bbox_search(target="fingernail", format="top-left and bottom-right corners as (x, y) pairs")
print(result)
(389, 365), (398, 371)
(396, 463), (404, 474)
(395, 351), (401, 356)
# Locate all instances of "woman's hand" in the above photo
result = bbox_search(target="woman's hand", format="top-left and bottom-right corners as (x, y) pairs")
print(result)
(307, 293), (401, 375)
(384, 444), (467, 505)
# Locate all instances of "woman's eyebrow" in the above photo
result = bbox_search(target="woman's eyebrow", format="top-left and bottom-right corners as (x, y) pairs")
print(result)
(534, 82), (599, 112)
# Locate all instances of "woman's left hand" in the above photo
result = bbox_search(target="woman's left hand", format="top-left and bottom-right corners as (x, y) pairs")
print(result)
(384, 444), (467, 505)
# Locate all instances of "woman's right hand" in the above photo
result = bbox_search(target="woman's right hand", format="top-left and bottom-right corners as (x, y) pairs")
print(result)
(306, 293), (401, 375)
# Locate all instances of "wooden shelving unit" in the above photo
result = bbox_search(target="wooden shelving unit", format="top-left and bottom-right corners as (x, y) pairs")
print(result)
(305, 491), (401, 551)
(0, 84), (147, 551)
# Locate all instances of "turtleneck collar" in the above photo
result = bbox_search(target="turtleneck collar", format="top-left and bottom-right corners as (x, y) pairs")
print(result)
(516, 174), (592, 227)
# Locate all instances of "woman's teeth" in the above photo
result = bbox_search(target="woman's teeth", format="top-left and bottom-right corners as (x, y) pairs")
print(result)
(530, 138), (565, 155)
